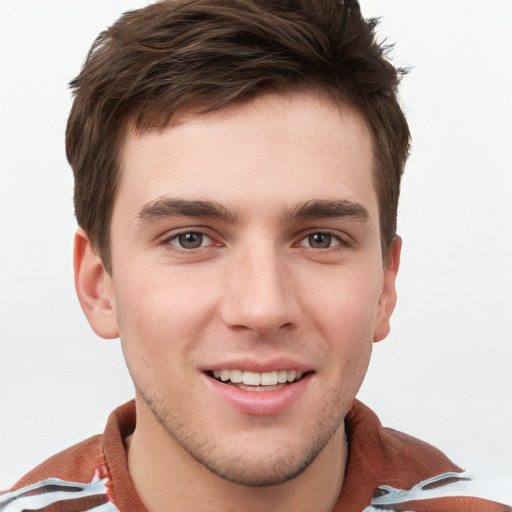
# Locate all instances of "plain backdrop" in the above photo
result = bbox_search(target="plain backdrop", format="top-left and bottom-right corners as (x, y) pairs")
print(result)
(1, 0), (511, 487)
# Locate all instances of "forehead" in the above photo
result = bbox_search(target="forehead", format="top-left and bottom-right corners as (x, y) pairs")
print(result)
(115, 92), (377, 222)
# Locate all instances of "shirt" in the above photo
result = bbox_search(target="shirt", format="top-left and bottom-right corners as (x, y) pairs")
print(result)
(2, 400), (510, 512)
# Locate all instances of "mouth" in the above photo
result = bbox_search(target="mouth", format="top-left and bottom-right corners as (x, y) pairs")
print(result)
(206, 369), (310, 392)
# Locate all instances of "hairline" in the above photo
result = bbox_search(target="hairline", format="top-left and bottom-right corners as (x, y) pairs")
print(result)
(96, 87), (390, 274)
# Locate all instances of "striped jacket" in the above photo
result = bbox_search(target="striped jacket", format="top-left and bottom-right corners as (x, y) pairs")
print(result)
(1, 400), (510, 511)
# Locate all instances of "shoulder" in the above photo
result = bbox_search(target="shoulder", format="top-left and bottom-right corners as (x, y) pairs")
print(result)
(0, 402), (139, 512)
(342, 401), (512, 512)
(346, 400), (461, 483)
(4, 401), (135, 491)
(0, 435), (117, 512)
(7, 435), (105, 490)
(365, 470), (512, 511)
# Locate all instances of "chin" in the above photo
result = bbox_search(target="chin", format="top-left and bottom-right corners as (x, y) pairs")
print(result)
(192, 443), (325, 487)
(146, 397), (344, 488)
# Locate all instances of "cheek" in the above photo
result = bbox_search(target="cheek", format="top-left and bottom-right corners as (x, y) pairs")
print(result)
(305, 266), (383, 336)
(112, 270), (219, 366)
(301, 265), (382, 382)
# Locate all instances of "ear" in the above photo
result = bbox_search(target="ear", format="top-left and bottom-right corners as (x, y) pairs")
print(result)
(373, 235), (402, 342)
(74, 228), (119, 339)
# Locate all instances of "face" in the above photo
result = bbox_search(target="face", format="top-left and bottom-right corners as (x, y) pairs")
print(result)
(78, 92), (399, 487)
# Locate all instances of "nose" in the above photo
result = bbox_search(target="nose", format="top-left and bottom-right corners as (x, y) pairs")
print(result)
(219, 243), (301, 338)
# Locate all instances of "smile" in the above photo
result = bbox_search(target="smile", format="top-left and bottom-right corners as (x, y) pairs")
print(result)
(207, 369), (308, 392)
(203, 367), (313, 415)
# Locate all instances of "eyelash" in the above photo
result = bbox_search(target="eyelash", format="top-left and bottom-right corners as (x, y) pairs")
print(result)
(161, 230), (217, 251)
(296, 231), (350, 250)
(160, 229), (351, 253)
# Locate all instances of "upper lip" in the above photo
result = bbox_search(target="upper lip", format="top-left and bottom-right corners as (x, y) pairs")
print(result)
(200, 357), (313, 374)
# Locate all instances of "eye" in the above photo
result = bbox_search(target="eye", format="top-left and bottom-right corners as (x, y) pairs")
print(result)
(299, 232), (342, 249)
(168, 231), (213, 249)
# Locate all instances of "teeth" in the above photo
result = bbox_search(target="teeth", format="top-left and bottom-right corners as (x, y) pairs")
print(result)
(277, 370), (288, 383)
(230, 369), (243, 383)
(260, 371), (277, 386)
(211, 369), (304, 386)
(243, 371), (261, 386)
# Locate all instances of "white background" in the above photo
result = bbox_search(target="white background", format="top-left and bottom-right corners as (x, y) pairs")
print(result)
(1, 0), (511, 487)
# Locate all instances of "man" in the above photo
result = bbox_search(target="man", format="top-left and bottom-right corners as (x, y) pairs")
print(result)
(1, 1), (510, 511)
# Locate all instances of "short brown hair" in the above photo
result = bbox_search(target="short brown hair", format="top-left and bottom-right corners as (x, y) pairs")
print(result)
(66, 0), (410, 273)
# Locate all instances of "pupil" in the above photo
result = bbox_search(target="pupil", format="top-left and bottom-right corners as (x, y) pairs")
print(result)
(179, 232), (203, 249)
(309, 233), (331, 248)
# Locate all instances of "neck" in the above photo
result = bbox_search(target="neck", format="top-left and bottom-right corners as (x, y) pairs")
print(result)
(126, 401), (347, 512)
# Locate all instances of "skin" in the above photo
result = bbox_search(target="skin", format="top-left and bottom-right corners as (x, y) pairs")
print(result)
(75, 92), (401, 512)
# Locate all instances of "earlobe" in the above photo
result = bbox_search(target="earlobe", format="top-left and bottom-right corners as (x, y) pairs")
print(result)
(373, 236), (402, 343)
(74, 229), (119, 339)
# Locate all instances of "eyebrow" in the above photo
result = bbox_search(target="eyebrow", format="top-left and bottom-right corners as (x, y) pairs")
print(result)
(284, 199), (369, 222)
(136, 197), (369, 225)
(137, 197), (239, 224)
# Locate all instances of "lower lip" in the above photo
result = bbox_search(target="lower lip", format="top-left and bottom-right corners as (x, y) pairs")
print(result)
(203, 373), (312, 416)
